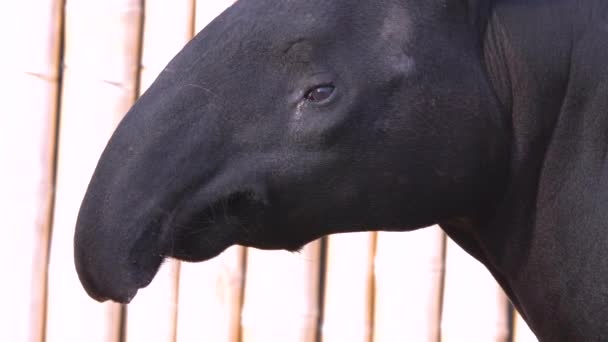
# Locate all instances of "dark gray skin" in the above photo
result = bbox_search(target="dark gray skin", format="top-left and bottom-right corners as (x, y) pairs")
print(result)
(73, 0), (608, 340)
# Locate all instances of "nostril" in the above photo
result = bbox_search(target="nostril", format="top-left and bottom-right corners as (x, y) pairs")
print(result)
(84, 286), (138, 304)
(87, 292), (110, 303)
(77, 265), (141, 303)
(117, 288), (139, 304)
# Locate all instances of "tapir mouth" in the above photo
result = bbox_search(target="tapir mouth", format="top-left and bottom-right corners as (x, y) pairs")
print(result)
(75, 185), (268, 304)
(163, 189), (266, 262)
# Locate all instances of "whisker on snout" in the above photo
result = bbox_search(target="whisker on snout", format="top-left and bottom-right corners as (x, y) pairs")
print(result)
(162, 190), (267, 260)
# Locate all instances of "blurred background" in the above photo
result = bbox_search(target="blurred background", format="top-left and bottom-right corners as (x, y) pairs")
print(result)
(0, 0), (537, 341)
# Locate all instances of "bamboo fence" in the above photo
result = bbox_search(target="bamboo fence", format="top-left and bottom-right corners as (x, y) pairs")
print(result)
(0, 1), (62, 341)
(373, 228), (445, 342)
(322, 233), (375, 342)
(125, 1), (193, 341)
(0, 1), (537, 341)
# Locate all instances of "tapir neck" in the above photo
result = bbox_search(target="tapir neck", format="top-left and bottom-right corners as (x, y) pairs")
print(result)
(447, 1), (608, 340)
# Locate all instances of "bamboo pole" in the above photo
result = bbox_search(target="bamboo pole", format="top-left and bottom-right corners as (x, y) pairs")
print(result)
(125, 261), (181, 342)
(373, 226), (445, 342)
(513, 312), (538, 342)
(138, 0), (195, 91)
(0, 1), (62, 341)
(195, 0), (236, 33)
(124, 1), (194, 340)
(175, 247), (245, 342)
(173, 3), (247, 342)
(45, 1), (143, 341)
(241, 242), (322, 342)
(441, 238), (510, 341)
(321, 233), (374, 342)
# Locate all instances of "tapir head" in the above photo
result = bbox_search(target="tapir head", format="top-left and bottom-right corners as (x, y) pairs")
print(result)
(74, 0), (510, 302)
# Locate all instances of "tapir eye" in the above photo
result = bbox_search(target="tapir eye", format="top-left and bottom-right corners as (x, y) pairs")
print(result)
(304, 85), (335, 103)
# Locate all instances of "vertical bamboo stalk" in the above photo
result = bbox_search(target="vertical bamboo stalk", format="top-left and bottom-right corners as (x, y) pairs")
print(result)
(513, 312), (538, 342)
(124, 1), (194, 340)
(174, 3), (246, 342)
(373, 226), (445, 342)
(0, 1), (63, 341)
(195, 0), (236, 33)
(441, 239), (510, 341)
(241, 242), (322, 342)
(137, 0), (195, 92)
(46, 1), (143, 341)
(321, 233), (374, 342)
(176, 247), (245, 342)
(125, 261), (181, 342)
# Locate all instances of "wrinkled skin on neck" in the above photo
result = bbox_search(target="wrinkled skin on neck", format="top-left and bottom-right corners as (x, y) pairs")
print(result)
(75, 0), (608, 339)
(449, 1), (608, 340)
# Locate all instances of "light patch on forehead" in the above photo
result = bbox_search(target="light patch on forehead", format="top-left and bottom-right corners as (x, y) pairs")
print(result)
(381, 4), (412, 41)
(381, 4), (416, 75)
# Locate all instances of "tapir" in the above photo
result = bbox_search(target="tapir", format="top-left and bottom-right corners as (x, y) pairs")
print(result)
(73, 0), (608, 340)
